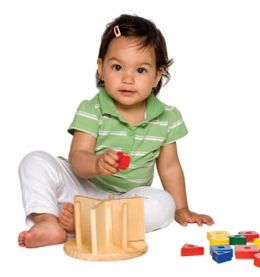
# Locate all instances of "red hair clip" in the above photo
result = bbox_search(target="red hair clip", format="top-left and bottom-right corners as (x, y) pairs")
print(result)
(114, 25), (121, 37)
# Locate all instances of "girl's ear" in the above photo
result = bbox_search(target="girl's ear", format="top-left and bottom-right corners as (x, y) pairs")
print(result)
(97, 58), (104, 81)
(153, 67), (163, 88)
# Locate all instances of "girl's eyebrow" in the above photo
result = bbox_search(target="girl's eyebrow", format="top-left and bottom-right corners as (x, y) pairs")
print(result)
(139, 62), (153, 68)
(107, 57), (122, 63)
(107, 57), (153, 67)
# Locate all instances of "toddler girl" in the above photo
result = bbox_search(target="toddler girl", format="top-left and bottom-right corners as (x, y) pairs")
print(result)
(18, 14), (214, 248)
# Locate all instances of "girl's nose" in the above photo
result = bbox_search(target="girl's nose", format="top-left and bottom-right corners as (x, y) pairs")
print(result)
(122, 71), (134, 84)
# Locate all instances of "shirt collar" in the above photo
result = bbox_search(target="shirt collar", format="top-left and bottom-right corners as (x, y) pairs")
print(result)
(98, 87), (118, 117)
(98, 87), (165, 122)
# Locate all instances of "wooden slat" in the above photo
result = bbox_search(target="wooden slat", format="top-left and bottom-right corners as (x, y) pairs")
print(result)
(110, 198), (145, 245)
(74, 195), (100, 247)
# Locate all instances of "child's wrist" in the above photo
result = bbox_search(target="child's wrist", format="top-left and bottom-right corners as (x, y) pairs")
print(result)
(175, 207), (189, 214)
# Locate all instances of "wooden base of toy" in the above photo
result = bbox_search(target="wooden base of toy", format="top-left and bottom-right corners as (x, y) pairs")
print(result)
(64, 238), (148, 261)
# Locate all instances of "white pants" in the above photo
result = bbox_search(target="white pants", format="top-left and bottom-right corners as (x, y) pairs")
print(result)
(19, 151), (175, 233)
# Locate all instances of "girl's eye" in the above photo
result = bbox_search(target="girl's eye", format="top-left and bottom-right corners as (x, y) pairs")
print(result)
(113, 65), (122, 71)
(137, 68), (146, 74)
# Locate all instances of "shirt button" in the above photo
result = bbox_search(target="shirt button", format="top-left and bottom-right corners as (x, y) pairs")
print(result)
(128, 132), (133, 137)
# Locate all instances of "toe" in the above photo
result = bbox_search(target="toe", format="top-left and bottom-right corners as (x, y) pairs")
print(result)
(60, 209), (72, 220)
(63, 202), (74, 214)
(18, 231), (26, 240)
(18, 241), (25, 247)
(59, 213), (69, 223)
(18, 231), (27, 247)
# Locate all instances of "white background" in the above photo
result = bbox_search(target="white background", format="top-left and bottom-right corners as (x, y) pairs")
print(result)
(1, 0), (260, 276)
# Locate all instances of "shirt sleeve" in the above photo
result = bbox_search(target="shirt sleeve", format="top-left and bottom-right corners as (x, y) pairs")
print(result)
(67, 100), (100, 138)
(162, 107), (188, 146)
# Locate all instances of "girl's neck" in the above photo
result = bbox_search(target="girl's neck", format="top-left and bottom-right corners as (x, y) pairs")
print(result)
(114, 100), (147, 126)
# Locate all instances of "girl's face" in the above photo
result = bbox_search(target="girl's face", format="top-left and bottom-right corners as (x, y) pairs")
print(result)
(98, 36), (162, 110)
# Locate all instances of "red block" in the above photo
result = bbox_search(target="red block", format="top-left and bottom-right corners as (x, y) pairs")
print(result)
(254, 253), (260, 267)
(235, 245), (259, 259)
(116, 152), (130, 170)
(181, 244), (204, 256)
(238, 231), (259, 243)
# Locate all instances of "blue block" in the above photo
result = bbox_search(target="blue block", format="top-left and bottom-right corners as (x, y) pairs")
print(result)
(212, 251), (232, 264)
(210, 245), (233, 257)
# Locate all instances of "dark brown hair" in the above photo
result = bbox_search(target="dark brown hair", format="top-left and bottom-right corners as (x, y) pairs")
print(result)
(96, 14), (173, 96)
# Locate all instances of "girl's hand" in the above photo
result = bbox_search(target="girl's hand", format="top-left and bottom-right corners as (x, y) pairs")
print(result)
(96, 150), (120, 175)
(175, 208), (215, 227)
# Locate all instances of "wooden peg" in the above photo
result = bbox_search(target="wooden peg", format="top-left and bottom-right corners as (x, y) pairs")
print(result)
(75, 202), (82, 249)
(91, 209), (97, 256)
(122, 203), (128, 250)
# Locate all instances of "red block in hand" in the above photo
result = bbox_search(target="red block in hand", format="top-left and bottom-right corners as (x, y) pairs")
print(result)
(181, 244), (204, 256)
(116, 152), (130, 170)
(238, 231), (259, 243)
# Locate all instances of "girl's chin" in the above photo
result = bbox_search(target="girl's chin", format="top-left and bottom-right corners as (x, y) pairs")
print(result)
(114, 99), (141, 108)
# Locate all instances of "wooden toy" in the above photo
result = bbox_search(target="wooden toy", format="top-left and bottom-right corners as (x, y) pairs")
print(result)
(212, 251), (233, 264)
(209, 236), (230, 246)
(116, 152), (130, 170)
(63, 195), (148, 261)
(235, 245), (259, 259)
(228, 234), (247, 245)
(254, 238), (260, 247)
(181, 244), (204, 256)
(210, 245), (233, 256)
(238, 231), (259, 243)
(207, 231), (231, 240)
(254, 253), (260, 267)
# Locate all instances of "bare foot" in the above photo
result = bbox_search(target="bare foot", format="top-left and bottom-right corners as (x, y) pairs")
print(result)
(18, 213), (67, 248)
(59, 203), (75, 234)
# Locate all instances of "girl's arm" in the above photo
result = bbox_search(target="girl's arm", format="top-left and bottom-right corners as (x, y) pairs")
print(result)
(156, 142), (214, 226)
(69, 130), (119, 178)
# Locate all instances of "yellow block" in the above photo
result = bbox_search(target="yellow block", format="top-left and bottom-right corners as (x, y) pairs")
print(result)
(209, 236), (230, 245)
(207, 231), (231, 240)
(254, 238), (260, 247)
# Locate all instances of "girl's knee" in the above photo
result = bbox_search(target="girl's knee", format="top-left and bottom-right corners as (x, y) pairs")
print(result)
(20, 150), (53, 162)
(19, 151), (56, 172)
(131, 187), (175, 232)
(147, 189), (175, 223)
(18, 151), (60, 185)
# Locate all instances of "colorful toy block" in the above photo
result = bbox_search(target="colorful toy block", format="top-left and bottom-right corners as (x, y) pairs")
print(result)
(238, 231), (259, 243)
(235, 245), (259, 259)
(181, 244), (204, 256)
(254, 253), (260, 267)
(116, 152), (131, 170)
(254, 238), (260, 247)
(228, 234), (247, 245)
(212, 251), (233, 264)
(180, 230), (260, 267)
(210, 245), (233, 256)
(207, 231), (231, 240)
(209, 236), (230, 246)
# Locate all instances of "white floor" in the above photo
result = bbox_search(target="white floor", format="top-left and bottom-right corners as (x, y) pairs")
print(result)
(7, 213), (260, 277)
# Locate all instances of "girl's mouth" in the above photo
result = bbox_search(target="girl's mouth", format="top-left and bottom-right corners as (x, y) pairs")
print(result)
(120, 90), (135, 95)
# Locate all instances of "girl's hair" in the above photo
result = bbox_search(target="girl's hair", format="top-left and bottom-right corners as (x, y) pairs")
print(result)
(96, 14), (173, 96)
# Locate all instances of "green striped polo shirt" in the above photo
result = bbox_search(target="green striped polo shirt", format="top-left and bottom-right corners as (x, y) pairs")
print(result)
(68, 88), (188, 193)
